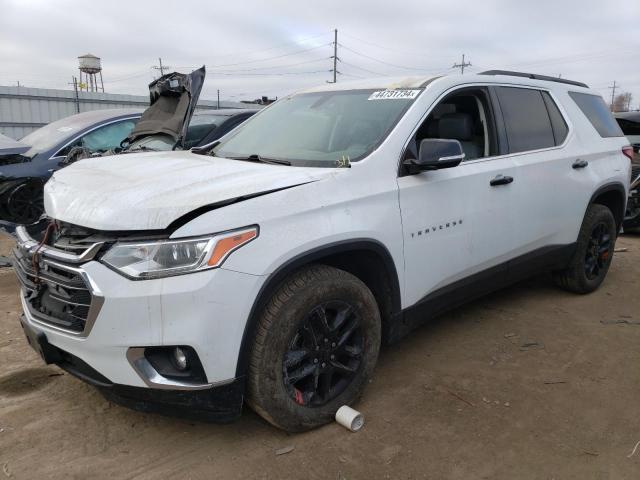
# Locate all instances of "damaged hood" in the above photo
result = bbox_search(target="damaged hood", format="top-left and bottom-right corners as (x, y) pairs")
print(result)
(44, 150), (338, 231)
(125, 66), (206, 148)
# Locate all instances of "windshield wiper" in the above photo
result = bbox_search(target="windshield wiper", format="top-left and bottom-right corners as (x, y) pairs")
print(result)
(191, 140), (220, 156)
(230, 154), (291, 166)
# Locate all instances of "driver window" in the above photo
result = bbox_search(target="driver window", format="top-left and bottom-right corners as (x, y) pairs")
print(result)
(413, 88), (497, 162)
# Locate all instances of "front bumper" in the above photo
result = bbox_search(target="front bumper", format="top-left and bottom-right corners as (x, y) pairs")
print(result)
(20, 313), (244, 421)
(14, 226), (265, 419)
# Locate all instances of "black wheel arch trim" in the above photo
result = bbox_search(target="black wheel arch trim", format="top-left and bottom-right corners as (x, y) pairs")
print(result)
(588, 181), (627, 230)
(234, 238), (401, 378)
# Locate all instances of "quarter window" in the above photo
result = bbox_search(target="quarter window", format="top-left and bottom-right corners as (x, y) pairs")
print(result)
(568, 92), (624, 138)
(495, 87), (555, 153)
(541, 92), (569, 145)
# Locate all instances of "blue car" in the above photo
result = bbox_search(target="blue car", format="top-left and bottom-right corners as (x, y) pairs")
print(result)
(0, 109), (142, 225)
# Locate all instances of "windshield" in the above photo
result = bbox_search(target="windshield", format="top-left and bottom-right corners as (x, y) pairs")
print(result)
(212, 89), (420, 166)
(20, 118), (88, 157)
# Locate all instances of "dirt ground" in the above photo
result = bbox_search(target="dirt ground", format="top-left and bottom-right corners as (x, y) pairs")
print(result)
(1, 232), (639, 480)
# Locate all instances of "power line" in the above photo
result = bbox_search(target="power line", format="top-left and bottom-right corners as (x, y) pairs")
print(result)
(202, 31), (332, 62)
(194, 57), (330, 74)
(207, 70), (330, 77)
(339, 32), (451, 60)
(501, 48), (638, 71)
(104, 70), (153, 83)
(339, 43), (447, 72)
(207, 44), (331, 68)
(338, 60), (386, 76)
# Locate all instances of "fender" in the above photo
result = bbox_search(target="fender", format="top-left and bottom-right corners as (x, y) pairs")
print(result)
(234, 239), (402, 378)
(587, 182), (627, 229)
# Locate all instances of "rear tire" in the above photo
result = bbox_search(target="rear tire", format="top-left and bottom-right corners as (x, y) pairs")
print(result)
(247, 264), (381, 432)
(553, 204), (617, 294)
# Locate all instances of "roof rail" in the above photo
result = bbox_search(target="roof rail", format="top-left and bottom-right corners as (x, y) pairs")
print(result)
(479, 70), (589, 89)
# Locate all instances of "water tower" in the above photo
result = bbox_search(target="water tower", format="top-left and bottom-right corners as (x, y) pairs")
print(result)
(78, 53), (104, 92)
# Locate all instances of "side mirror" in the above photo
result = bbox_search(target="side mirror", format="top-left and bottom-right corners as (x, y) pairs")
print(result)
(404, 139), (465, 173)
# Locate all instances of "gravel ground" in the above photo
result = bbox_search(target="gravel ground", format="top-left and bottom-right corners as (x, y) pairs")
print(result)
(1, 231), (639, 479)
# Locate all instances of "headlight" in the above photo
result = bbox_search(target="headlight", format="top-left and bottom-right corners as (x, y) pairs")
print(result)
(101, 226), (258, 279)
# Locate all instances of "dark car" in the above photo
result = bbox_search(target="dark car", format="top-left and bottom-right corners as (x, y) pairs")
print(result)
(0, 109), (142, 225)
(615, 112), (640, 231)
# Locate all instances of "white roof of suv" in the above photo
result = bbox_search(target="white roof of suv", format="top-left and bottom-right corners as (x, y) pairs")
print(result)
(301, 71), (590, 94)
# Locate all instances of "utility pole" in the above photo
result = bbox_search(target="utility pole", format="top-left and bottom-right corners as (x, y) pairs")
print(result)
(609, 81), (618, 111)
(328, 29), (339, 83)
(16, 81), (20, 87)
(152, 57), (171, 78)
(452, 54), (472, 74)
(217, 89), (220, 109)
(68, 77), (80, 113)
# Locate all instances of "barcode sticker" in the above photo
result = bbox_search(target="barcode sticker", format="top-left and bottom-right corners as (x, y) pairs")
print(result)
(368, 89), (421, 100)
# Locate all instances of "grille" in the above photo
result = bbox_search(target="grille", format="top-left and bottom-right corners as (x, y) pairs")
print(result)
(13, 243), (94, 333)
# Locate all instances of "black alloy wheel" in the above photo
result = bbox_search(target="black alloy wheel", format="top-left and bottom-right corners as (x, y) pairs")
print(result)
(247, 264), (381, 432)
(282, 301), (364, 407)
(553, 203), (616, 294)
(584, 222), (612, 280)
(6, 182), (44, 224)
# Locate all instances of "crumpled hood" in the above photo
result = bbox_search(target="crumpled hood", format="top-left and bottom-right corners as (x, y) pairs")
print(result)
(125, 66), (205, 148)
(44, 150), (338, 231)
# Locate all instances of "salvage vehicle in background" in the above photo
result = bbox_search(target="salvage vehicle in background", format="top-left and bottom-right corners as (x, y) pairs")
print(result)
(66, 67), (257, 158)
(13, 71), (631, 432)
(123, 109), (259, 152)
(0, 109), (142, 226)
(615, 112), (640, 231)
(1, 66), (257, 229)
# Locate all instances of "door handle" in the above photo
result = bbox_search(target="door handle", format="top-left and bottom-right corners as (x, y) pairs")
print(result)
(490, 174), (514, 186)
(572, 159), (589, 169)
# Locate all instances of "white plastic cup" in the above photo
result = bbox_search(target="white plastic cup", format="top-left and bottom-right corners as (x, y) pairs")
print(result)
(335, 405), (364, 432)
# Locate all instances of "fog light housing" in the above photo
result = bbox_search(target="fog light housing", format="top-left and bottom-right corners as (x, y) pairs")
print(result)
(142, 346), (207, 383)
(173, 347), (188, 371)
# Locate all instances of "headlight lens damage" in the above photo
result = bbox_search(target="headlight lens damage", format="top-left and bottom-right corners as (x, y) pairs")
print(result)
(101, 226), (258, 279)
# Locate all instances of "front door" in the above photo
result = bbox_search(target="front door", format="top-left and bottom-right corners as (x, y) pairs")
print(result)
(397, 86), (518, 308)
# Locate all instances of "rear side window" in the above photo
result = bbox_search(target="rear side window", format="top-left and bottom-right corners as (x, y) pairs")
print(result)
(495, 87), (555, 153)
(568, 92), (624, 138)
(541, 92), (569, 145)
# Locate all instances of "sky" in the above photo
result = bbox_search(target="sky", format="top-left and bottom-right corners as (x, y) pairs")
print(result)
(1, 0), (639, 108)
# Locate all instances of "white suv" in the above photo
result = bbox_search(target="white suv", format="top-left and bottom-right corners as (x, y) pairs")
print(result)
(14, 70), (633, 431)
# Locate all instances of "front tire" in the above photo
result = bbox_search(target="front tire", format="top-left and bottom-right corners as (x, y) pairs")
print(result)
(247, 265), (381, 432)
(554, 204), (617, 294)
(5, 181), (44, 224)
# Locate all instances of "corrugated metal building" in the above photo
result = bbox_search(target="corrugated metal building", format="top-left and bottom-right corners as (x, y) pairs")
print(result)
(0, 85), (255, 139)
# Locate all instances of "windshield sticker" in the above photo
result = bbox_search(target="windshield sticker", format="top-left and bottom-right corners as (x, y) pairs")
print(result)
(368, 89), (421, 100)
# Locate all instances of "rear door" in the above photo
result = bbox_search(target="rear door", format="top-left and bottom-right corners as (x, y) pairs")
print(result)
(491, 86), (577, 258)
